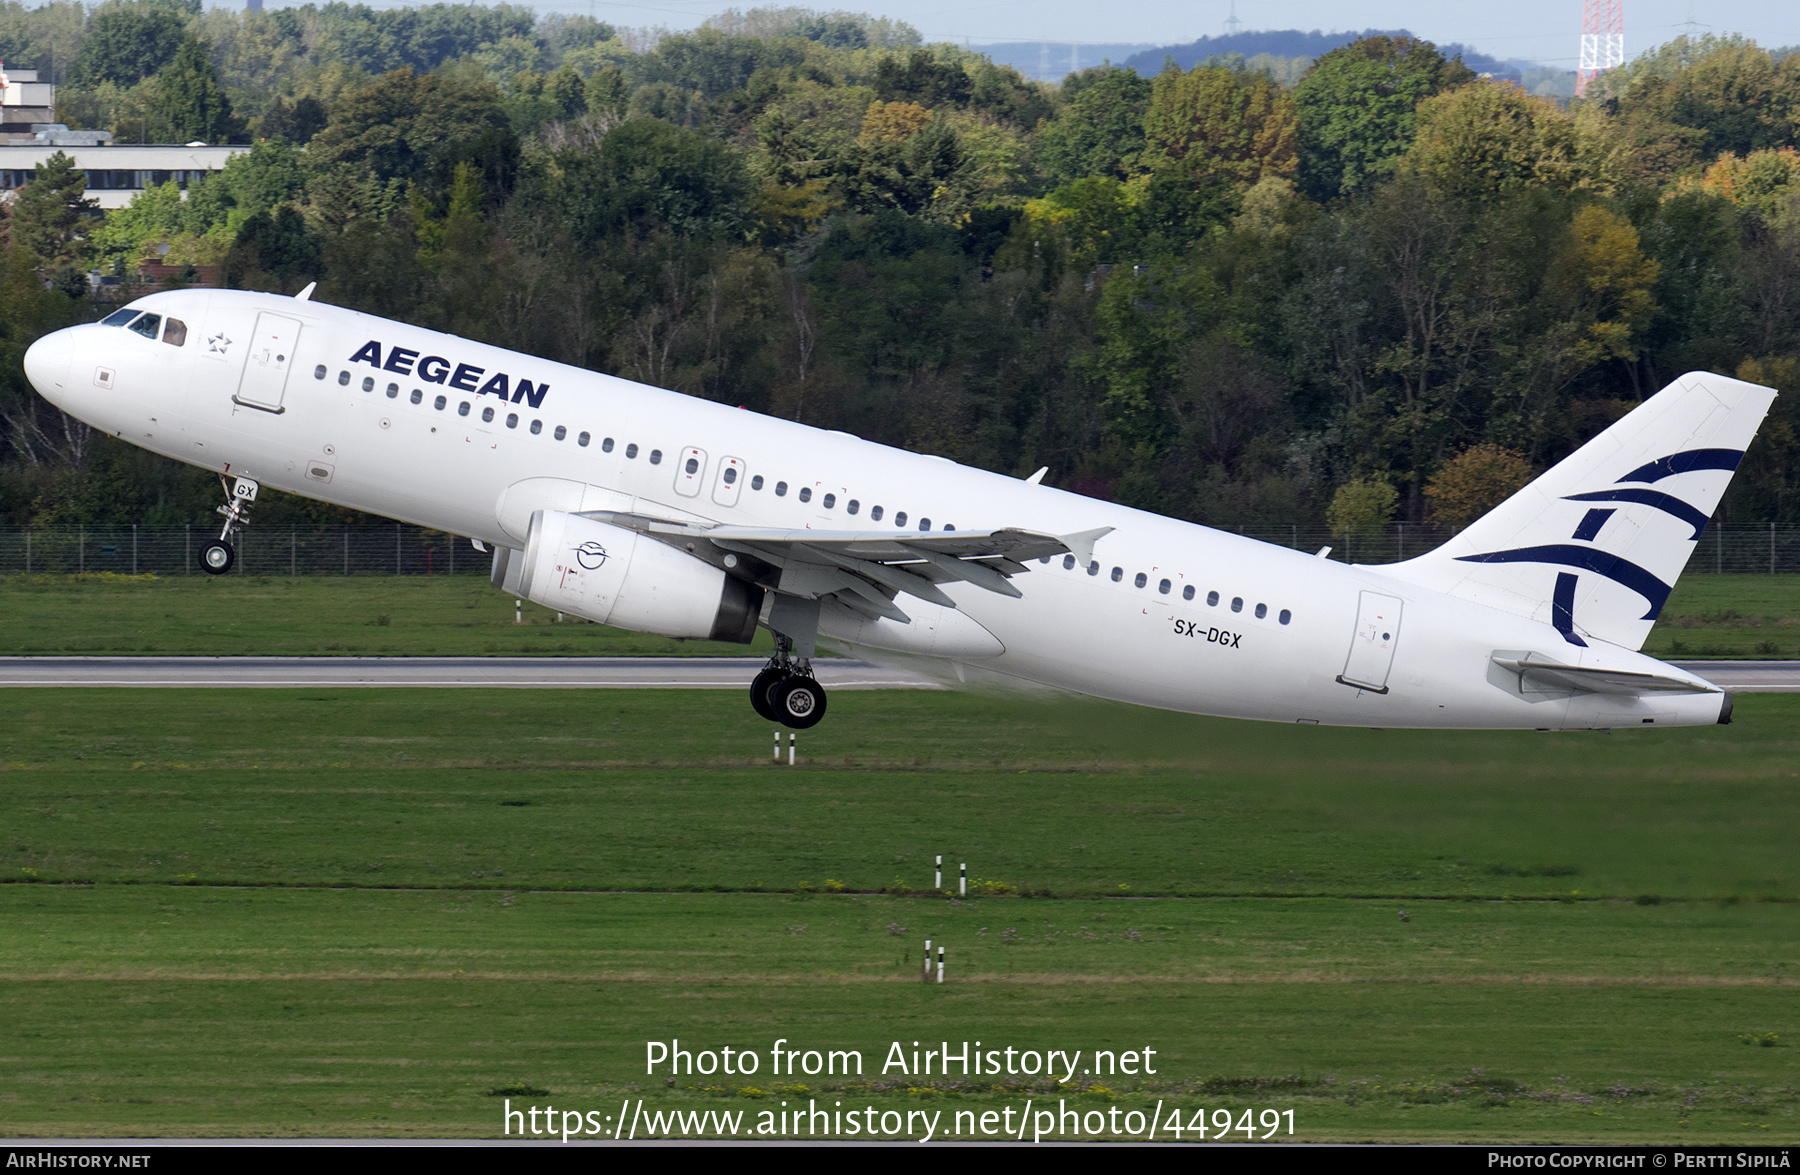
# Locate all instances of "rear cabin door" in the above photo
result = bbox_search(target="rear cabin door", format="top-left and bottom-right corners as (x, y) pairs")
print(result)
(1338, 590), (1403, 693)
(233, 312), (302, 414)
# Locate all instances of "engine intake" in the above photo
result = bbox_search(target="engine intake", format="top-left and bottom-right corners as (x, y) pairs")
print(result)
(509, 510), (761, 643)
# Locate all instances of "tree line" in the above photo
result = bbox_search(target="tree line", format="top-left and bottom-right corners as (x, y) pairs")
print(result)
(0, 6), (1797, 536)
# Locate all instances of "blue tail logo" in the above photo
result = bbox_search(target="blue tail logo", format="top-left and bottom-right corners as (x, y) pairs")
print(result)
(1455, 448), (1741, 645)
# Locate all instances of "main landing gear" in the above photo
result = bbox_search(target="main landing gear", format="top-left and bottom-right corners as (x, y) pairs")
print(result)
(200, 474), (258, 576)
(750, 634), (828, 729)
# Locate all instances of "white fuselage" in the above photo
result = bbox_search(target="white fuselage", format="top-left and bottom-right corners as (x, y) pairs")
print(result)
(25, 289), (1728, 730)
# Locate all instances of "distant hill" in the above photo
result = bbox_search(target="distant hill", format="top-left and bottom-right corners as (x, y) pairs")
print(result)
(969, 42), (1159, 82)
(1120, 29), (1543, 85)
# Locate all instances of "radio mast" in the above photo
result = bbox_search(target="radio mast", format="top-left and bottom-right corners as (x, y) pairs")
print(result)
(1576, 0), (1625, 97)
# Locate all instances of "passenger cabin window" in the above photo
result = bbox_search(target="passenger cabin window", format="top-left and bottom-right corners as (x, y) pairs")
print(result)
(1182, 586), (1195, 601)
(871, 506), (884, 521)
(339, 371), (352, 386)
(798, 487), (812, 503)
(1279, 609), (1292, 625)
(649, 449), (662, 465)
(529, 419), (542, 435)
(361, 377), (374, 392)
(1255, 603), (1267, 619)
(1159, 579), (1171, 594)
(894, 512), (907, 527)
(409, 389), (422, 404)
(723, 467), (738, 484)
(314, 365), (327, 380)
(434, 395), (447, 410)
(554, 425), (566, 441)
(775, 481), (787, 496)
(506, 413), (518, 428)
(685, 457), (700, 474)
(101, 309), (139, 326)
(162, 319), (187, 346)
(128, 313), (161, 340)
(386, 384), (398, 398)
(846, 499), (858, 514)
(751, 474), (763, 490)
(602, 437), (615, 452)
(919, 519), (931, 530)
(1134, 573), (1147, 588)
(1088, 561), (1099, 576)
(457, 401), (470, 417)
(578, 432), (591, 447)
(1231, 597), (1243, 613)
(481, 407), (494, 422)
(1111, 567), (1123, 582)
(822, 493), (835, 509)
(625, 443), (638, 458)
(1207, 591), (1220, 606)
(1063, 555), (1076, 570)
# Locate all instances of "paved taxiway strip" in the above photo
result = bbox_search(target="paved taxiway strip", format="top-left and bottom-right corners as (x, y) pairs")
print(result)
(1668, 661), (1800, 692)
(0, 656), (944, 690)
(0, 657), (1793, 691)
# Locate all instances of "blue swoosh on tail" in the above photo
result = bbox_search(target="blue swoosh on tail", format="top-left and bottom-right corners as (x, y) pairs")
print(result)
(1454, 545), (1673, 620)
(1564, 488), (1711, 540)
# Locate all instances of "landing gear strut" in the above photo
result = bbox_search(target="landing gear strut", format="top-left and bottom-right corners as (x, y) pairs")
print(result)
(751, 633), (828, 729)
(200, 474), (258, 576)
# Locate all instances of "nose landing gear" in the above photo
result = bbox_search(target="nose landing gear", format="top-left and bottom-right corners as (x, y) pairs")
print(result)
(750, 634), (828, 729)
(201, 475), (258, 576)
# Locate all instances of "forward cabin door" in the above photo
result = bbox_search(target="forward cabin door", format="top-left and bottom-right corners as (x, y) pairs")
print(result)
(233, 312), (303, 414)
(1338, 590), (1403, 693)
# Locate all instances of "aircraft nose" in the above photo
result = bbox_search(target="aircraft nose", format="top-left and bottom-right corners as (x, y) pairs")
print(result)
(24, 329), (73, 395)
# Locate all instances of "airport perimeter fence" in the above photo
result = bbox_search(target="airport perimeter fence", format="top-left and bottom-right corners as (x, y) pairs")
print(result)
(0, 523), (1798, 577)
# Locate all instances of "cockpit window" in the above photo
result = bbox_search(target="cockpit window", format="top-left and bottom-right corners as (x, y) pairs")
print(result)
(127, 313), (162, 340)
(162, 318), (187, 346)
(100, 309), (139, 327)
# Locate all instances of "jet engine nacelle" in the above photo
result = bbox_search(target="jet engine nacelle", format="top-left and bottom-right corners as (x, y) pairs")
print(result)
(509, 510), (762, 642)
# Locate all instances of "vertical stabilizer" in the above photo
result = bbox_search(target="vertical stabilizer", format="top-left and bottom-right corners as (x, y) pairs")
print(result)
(1379, 371), (1777, 651)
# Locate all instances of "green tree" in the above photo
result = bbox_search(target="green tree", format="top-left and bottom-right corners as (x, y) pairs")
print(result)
(9, 151), (96, 270)
(307, 68), (518, 200)
(552, 119), (755, 243)
(225, 204), (322, 293)
(1294, 35), (1474, 201)
(1326, 478), (1398, 533)
(257, 95), (328, 144)
(1037, 67), (1151, 184)
(148, 38), (242, 144)
(71, 1), (189, 88)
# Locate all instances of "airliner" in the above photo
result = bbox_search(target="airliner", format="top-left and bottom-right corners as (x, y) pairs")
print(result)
(23, 287), (1775, 730)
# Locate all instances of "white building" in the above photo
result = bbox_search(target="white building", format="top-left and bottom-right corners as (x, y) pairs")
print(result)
(0, 67), (249, 208)
(0, 144), (248, 208)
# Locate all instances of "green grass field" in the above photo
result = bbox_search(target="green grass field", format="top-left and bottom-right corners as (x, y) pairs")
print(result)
(0, 573), (777, 657)
(0, 571), (1794, 658)
(2, 689), (1797, 1142)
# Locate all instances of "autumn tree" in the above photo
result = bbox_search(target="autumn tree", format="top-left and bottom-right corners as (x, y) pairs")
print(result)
(1424, 444), (1534, 529)
(1402, 81), (1589, 205)
(1141, 64), (1298, 189)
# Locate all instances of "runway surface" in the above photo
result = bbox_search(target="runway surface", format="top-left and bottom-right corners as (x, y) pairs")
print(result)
(0, 657), (1794, 691)
(0, 656), (945, 690)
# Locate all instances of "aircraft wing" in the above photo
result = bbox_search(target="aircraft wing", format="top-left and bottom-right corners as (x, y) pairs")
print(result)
(586, 510), (1110, 622)
(1490, 654), (1718, 696)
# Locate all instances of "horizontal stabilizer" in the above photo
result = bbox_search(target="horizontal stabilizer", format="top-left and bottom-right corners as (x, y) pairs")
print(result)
(1490, 653), (1717, 697)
